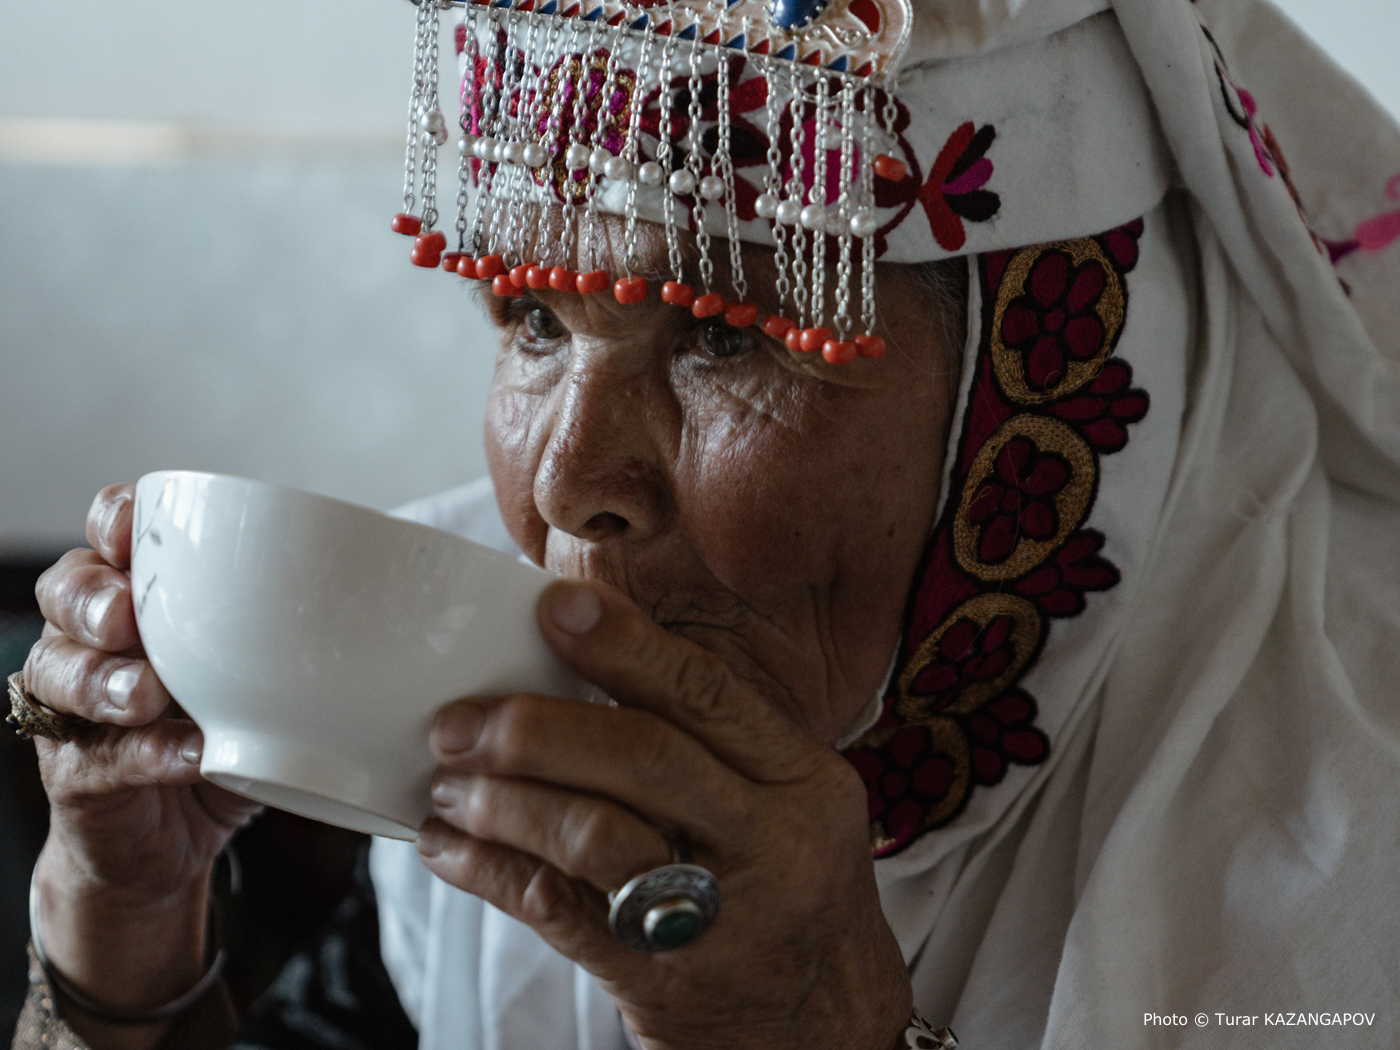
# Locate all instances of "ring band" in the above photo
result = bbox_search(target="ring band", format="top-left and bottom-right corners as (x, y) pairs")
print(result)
(608, 863), (721, 953)
(7, 672), (92, 743)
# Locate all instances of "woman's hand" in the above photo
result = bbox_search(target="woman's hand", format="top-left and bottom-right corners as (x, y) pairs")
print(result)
(418, 579), (912, 1050)
(22, 484), (262, 1047)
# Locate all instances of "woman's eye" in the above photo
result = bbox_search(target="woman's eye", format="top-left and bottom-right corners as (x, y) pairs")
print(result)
(525, 307), (566, 341)
(699, 322), (748, 359)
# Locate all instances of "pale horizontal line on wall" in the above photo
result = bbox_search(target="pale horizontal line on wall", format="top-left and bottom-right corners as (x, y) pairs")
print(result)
(0, 117), (402, 165)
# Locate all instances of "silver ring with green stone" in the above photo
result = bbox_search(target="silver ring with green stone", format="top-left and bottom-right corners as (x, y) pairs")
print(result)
(608, 864), (721, 952)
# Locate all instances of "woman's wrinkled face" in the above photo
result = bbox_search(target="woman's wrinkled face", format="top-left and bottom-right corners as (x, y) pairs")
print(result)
(483, 220), (960, 744)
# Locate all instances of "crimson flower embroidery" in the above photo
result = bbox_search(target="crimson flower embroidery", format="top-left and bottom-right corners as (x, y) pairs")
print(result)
(966, 691), (1050, 784)
(908, 614), (1018, 704)
(1013, 532), (1118, 616)
(846, 725), (955, 843)
(1000, 250), (1110, 392)
(846, 687), (1048, 842)
(1049, 359), (1149, 454)
(966, 437), (1071, 565)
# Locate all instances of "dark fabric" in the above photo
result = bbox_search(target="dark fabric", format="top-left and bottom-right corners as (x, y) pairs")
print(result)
(233, 846), (418, 1050)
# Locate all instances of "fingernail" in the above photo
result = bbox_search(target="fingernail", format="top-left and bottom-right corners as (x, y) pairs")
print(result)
(433, 705), (485, 755)
(417, 822), (446, 857)
(548, 582), (601, 635)
(83, 583), (121, 639)
(105, 664), (142, 709)
(100, 491), (132, 547)
(180, 733), (203, 765)
(430, 778), (462, 809)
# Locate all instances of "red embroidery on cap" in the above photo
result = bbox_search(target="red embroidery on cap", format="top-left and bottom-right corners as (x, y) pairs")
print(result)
(917, 122), (1001, 252)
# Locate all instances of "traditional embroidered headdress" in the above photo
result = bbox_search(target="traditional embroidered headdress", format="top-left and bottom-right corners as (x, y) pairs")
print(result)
(393, 0), (921, 363)
(390, 0), (1168, 365)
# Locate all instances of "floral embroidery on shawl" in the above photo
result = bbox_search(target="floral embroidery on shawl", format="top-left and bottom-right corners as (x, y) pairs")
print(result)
(843, 219), (1148, 857)
(1324, 173), (1400, 264)
(1202, 26), (1325, 259)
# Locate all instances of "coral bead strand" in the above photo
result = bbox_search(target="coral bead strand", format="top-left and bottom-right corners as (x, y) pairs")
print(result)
(661, 281), (695, 308)
(614, 276), (648, 304)
(724, 301), (758, 327)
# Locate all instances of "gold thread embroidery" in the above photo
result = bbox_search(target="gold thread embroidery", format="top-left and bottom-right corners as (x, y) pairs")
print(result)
(895, 594), (1042, 719)
(862, 712), (971, 842)
(953, 415), (1095, 582)
(990, 238), (1125, 404)
(537, 53), (637, 204)
(848, 223), (1147, 856)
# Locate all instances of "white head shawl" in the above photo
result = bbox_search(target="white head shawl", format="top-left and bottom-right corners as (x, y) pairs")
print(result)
(373, 0), (1400, 1046)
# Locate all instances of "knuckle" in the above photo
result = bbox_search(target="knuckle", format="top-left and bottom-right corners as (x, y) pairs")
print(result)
(488, 696), (549, 771)
(459, 777), (499, 833)
(23, 633), (60, 687)
(517, 863), (577, 928)
(127, 726), (172, 775)
(53, 563), (119, 627)
(34, 551), (99, 618)
(70, 646), (111, 699)
(671, 650), (730, 722)
(627, 717), (680, 784)
(558, 803), (625, 877)
(26, 638), (99, 716)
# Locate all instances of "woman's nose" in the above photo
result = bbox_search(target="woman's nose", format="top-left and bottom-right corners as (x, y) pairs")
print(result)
(532, 355), (672, 544)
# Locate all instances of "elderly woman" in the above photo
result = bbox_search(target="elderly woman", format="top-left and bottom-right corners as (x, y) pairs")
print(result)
(11, 0), (1400, 1047)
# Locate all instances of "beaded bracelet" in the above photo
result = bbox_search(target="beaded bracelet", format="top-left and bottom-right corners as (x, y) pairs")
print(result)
(28, 860), (229, 1026)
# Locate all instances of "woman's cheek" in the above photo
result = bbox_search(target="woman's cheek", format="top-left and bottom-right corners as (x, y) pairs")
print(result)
(485, 381), (550, 562)
(680, 397), (845, 602)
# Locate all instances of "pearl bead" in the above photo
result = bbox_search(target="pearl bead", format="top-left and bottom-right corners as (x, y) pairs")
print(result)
(458, 133), (478, 155)
(799, 203), (827, 230)
(604, 156), (631, 180)
(819, 128), (844, 151)
(504, 141), (526, 164)
(589, 147), (612, 173)
(669, 169), (697, 195)
(490, 141), (508, 163)
(775, 199), (801, 225)
(421, 110), (447, 135)
(473, 137), (495, 160)
(825, 212), (848, 236)
(698, 175), (725, 200)
(523, 143), (547, 168)
(850, 209), (877, 237)
(638, 161), (664, 186)
(565, 143), (590, 169)
(754, 193), (780, 219)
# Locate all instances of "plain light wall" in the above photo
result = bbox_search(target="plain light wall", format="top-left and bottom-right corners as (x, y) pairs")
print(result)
(0, 0), (412, 130)
(0, 0), (1396, 550)
(1255, 0), (1400, 120)
(1, 1), (496, 551)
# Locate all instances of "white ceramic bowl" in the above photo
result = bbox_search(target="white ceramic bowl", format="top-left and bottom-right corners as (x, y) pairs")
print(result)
(131, 470), (587, 840)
